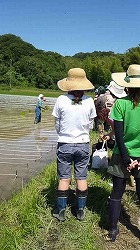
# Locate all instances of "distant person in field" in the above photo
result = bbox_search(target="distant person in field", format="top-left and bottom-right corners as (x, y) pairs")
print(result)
(52, 68), (96, 221)
(34, 94), (46, 124)
(107, 64), (140, 242)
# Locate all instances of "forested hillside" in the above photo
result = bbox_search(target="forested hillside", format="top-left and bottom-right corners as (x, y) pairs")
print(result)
(0, 33), (140, 90)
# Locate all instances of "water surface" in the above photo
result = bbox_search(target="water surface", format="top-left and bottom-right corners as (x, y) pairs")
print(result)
(0, 94), (57, 201)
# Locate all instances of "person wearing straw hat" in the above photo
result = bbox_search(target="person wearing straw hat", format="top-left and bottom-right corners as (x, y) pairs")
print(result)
(34, 94), (46, 124)
(107, 64), (140, 242)
(52, 68), (96, 221)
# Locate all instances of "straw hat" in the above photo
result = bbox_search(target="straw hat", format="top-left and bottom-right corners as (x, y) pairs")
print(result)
(112, 64), (140, 88)
(107, 81), (127, 98)
(57, 68), (94, 91)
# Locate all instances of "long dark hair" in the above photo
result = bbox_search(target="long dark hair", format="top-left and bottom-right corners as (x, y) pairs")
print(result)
(127, 88), (140, 108)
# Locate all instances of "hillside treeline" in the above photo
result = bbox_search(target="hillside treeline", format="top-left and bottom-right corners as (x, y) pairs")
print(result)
(0, 34), (140, 90)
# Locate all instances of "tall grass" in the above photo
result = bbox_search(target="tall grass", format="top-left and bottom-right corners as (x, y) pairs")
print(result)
(0, 161), (58, 250)
(0, 160), (112, 250)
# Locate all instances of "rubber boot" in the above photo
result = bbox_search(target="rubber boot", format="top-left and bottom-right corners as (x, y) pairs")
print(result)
(108, 197), (121, 242)
(52, 189), (69, 222)
(76, 189), (88, 221)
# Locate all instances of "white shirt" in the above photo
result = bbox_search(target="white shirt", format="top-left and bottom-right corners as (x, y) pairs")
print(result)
(52, 94), (96, 143)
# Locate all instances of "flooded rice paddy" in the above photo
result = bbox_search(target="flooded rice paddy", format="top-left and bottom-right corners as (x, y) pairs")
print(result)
(0, 94), (57, 201)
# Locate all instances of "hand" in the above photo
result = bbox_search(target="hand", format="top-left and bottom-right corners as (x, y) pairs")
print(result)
(122, 154), (131, 168)
(100, 134), (110, 141)
(127, 159), (139, 172)
(138, 162), (140, 170)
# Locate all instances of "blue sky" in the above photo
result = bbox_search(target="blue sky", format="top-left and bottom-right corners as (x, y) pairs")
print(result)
(0, 0), (140, 56)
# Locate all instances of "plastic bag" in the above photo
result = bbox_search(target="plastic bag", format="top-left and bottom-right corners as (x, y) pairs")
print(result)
(91, 140), (108, 169)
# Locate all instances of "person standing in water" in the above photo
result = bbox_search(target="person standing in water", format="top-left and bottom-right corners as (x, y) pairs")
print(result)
(34, 94), (46, 124)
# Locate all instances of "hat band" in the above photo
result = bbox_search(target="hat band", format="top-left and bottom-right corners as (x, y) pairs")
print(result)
(124, 73), (140, 83)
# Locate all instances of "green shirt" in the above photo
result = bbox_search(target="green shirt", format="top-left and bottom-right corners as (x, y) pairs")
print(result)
(110, 96), (140, 157)
(36, 99), (43, 108)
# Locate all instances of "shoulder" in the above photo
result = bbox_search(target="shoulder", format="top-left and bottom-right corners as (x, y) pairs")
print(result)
(111, 97), (130, 118)
(114, 96), (130, 107)
(57, 94), (68, 100)
(56, 94), (69, 103)
(83, 95), (95, 105)
(83, 95), (93, 101)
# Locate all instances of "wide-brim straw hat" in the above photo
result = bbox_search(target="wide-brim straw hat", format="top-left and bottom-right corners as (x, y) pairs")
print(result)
(57, 68), (94, 91)
(112, 64), (140, 88)
(107, 81), (127, 98)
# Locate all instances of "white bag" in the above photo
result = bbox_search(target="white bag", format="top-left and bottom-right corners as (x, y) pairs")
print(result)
(91, 140), (108, 169)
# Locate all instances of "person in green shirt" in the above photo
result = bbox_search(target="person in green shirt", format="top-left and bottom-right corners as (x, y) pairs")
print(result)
(107, 64), (140, 242)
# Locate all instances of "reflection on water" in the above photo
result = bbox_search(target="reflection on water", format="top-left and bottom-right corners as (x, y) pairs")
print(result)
(0, 94), (58, 201)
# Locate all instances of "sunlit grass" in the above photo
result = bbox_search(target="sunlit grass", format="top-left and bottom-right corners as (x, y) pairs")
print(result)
(0, 87), (94, 98)
(0, 131), (139, 249)
(0, 87), (63, 98)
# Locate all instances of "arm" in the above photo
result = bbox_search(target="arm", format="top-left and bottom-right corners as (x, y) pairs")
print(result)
(100, 117), (114, 140)
(55, 117), (60, 134)
(41, 106), (46, 110)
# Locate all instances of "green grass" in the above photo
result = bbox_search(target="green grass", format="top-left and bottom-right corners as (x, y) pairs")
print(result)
(0, 87), (94, 98)
(0, 161), (111, 250)
(0, 131), (139, 249)
(0, 131), (109, 250)
(0, 87), (63, 98)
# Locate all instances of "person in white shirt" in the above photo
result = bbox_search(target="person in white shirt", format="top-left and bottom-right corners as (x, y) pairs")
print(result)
(52, 68), (96, 221)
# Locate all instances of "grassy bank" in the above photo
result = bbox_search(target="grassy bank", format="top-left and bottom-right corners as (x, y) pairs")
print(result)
(0, 87), (94, 98)
(0, 132), (140, 250)
(0, 87), (63, 98)
(0, 163), (112, 250)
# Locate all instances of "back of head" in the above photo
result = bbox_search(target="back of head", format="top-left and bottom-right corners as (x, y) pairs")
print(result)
(94, 94), (110, 121)
(38, 94), (44, 99)
(98, 86), (105, 95)
(57, 68), (94, 91)
(107, 81), (127, 98)
(94, 94), (106, 110)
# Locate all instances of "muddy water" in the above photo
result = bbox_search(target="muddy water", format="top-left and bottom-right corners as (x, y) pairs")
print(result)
(0, 94), (58, 201)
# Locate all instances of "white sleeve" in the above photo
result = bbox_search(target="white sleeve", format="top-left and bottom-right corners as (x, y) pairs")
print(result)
(55, 117), (60, 134)
(89, 98), (97, 129)
(52, 98), (61, 133)
(90, 98), (97, 119)
(52, 98), (60, 118)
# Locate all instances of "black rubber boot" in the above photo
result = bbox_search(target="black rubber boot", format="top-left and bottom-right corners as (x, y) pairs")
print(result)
(76, 189), (88, 221)
(52, 189), (69, 222)
(108, 197), (121, 242)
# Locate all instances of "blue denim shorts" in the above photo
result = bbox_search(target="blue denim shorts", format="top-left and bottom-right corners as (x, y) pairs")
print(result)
(56, 142), (90, 180)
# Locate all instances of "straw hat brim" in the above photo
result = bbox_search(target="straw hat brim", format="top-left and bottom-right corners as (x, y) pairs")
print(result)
(57, 78), (94, 91)
(112, 72), (140, 88)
